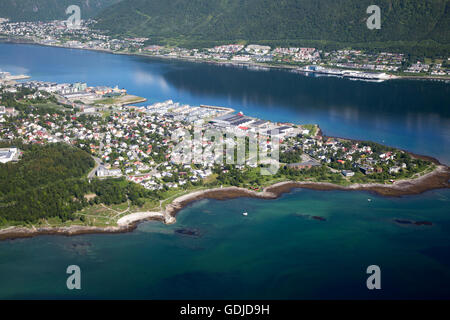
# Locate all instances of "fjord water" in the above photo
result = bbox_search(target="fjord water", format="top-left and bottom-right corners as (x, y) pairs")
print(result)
(0, 43), (449, 164)
(0, 43), (449, 299)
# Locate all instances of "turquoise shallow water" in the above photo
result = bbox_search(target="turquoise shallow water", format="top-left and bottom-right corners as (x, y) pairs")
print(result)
(0, 43), (449, 299)
(1, 189), (449, 299)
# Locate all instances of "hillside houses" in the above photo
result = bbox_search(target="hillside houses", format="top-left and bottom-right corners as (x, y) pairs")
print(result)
(1, 80), (431, 192)
(1, 19), (448, 78)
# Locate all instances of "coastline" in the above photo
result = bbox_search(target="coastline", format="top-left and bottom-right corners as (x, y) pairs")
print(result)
(0, 214), (166, 241)
(1, 163), (448, 241)
(1, 38), (449, 83)
(164, 164), (450, 219)
(1, 38), (449, 241)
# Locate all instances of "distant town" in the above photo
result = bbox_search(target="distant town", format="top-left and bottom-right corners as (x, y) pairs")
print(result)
(1, 19), (449, 81)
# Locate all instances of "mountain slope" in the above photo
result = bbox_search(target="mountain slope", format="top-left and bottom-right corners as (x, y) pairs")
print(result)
(0, 0), (121, 21)
(94, 0), (450, 55)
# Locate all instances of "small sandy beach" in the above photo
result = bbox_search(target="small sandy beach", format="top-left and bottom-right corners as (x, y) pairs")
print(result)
(117, 211), (164, 226)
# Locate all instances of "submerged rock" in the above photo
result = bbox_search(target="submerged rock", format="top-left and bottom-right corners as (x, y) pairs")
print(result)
(175, 228), (202, 237)
(394, 219), (432, 226)
(414, 221), (433, 226)
(294, 213), (327, 221)
(394, 219), (413, 225)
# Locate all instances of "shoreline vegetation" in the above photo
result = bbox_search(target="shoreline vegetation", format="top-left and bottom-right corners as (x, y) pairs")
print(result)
(1, 38), (449, 83)
(1, 158), (448, 241)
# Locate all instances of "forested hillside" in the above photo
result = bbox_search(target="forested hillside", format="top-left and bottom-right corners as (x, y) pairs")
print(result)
(0, 0), (121, 21)
(95, 0), (450, 55)
(0, 143), (95, 223)
(0, 142), (158, 225)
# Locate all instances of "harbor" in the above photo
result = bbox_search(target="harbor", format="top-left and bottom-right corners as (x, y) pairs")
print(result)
(299, 65), (398, 82)
(0, 70), (30, 84)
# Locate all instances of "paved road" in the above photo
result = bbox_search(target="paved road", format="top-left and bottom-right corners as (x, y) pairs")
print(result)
(87, 134), (104, 179)
(88, 156), (102, 179)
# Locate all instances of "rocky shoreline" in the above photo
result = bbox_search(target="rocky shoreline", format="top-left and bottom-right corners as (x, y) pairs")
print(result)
(0, 225), (129, 241)
(1, 163), (448, 241)
(0, 216), (166, 241)
(165, 165), (450, 219)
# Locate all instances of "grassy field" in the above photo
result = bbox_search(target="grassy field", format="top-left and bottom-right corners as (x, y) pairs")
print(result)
(94, 95), (146, 106)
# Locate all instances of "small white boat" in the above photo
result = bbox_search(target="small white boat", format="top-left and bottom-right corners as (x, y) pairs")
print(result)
(368, 199), (372, 202)
(242, 212), (248, 216)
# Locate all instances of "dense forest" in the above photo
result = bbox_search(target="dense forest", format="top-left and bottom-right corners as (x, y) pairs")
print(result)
(0, 142), (152, 225)
(0, 0), (121, 21)
(0, 142), (93, 223)
(95, 0), (450, 56)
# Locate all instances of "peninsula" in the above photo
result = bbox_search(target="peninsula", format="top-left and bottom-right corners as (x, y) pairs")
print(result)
(0, 76), (449, 240)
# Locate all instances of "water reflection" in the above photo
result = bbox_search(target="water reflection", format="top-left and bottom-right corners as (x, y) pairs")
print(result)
(134, 70), (170, 92)
(1, 43), (449, 163)
(160, 62), (450, 118)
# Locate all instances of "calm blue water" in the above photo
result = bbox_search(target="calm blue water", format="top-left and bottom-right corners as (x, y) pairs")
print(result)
(1, 189), (450, 299)
(0, 43), (449, 164)
(0, 43), (449, 299)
